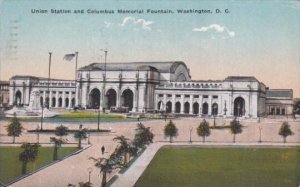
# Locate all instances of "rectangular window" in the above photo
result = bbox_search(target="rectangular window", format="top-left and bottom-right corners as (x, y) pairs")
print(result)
(66, 92), (69, 94)
(203, 95), (208, 98)
(176, 95), (181, 98)
(185, 95), (190, 98)
(213, 95), (218, 99)
(167, 94), (172, 97)
(194, 95), (199, 98)
(158, 94), (163, 97)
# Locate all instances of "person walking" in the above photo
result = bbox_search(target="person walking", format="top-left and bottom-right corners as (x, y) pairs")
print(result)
(101, 145), (105, 155)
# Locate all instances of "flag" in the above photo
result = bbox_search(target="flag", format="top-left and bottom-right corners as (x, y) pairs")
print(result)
(63, 53), (76, 61)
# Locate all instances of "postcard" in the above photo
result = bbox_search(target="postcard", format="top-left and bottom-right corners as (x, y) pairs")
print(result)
(0, 1), (299, 187)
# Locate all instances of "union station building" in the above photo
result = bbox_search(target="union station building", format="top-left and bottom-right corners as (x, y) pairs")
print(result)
(8, 61), (293, 118)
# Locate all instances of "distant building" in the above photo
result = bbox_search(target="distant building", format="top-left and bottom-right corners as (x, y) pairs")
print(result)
(266, 89), (293, 115)
(8, 61), (294, 118)
(0, 81), (9, 109)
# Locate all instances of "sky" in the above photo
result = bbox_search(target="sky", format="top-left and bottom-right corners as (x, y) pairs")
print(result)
(0, 0), (299, 97)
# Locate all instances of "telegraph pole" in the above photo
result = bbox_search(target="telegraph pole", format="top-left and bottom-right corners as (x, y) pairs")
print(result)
(47, 52), (52, 109)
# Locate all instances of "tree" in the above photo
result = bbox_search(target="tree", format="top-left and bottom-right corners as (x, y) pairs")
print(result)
(74, 124), (88, 148)
(293, 100), (300, 118)
(113, 135), (134, 165)
(55, 124), (69, 137)
(6, 115), (23, 143)
(90, 153), (120, 187)
(164, 120), (178, 143)
(197, 119), (211, 143)
(229, 118), (242, 143)
(50, 137), (66, 160)
(279, 122), (293, 143)
(133, 123), (154, 149)
(19, 143), (39, 174)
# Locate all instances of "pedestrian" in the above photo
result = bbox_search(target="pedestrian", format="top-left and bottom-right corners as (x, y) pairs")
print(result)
(101, 145), (105, 155)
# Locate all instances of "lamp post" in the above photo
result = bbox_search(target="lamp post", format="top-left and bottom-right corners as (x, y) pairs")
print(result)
(36, 125), (40, 143)
(46, 52), (52, 109)
(97, 107), (100, 131)
(213, 105), (217, 127)
(87, 167), (93, 184)
(189, 127), (193, 143)
(40, 104), (44, 131)
(87, 128), (90, 144)
(258, 125), (262, 143)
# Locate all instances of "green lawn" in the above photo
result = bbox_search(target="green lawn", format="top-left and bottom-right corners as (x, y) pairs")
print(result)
(135, 147), (300, 187)
(0, 146), (78, 185)
(1, 111), (127, 123)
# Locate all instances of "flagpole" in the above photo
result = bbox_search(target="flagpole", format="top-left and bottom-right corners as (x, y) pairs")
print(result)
(75, 52), (78, 108)
(47, 52), (52, 109)
(75, 52), (78, 81)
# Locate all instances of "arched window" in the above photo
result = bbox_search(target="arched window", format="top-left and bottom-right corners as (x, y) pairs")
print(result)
(202, 103), (208, 115)
(184, 102), (190, 114)
(193, 102), (199, 114)
(175, 102), (181, 113)
(89, 88), (101, 109)
(234, 97), (245, 116)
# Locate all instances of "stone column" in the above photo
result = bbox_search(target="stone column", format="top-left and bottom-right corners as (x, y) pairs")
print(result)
(49, 91), (53, 108)
(208, 95), (212, 115)
(189, 96), (193, 114)
(180, 95), (184, 114)
(43, 91), (46, 105)
(171, 95), (175, 113)
(55, 92), (59, 108)
(62, 92), (66, 108)
(68, 92), (72, 108)
(132, 89), (137, 112)
(163, 94), (167, 111)
(199, 95), (202, 116)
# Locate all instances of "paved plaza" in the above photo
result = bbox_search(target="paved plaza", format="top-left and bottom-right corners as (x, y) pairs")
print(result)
(0, 117), (299, 187)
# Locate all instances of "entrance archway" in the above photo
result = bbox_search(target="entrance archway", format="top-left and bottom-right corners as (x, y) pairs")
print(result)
(184, 102), (190, 114)
(51, 97), (56, 107)
(65, 98), (69, 108)
(58, 97), (62, 107)
(89, 88), (101, 109)
(202, 103), (208, 115)
(106, 89), (117, 109)
(234, 97), (245, 116)
(71, 98), (75, 107)
(166, 101), (172, 113)
(212, 103), (218, 115)
(193, 102), (199, 114)
(40, 96), (44, 107)
(15, 90), (22, 105)
(175, 102), (181, 113)
(122, 89), (134, 111)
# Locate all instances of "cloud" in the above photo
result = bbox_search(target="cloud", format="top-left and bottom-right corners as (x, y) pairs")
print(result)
(193, 24), (235, 38)
(119, 16), (153, 30)
(104, 21), (113, 28)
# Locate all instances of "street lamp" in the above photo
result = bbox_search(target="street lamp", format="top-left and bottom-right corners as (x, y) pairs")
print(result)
(87, 128), (90, 144)
(97, 107), (100, 131)
(213, 105), (217, 127)
(189, 127), (193, 143)
(36, 125), (40, 144)
(40, 103), (44, 131)
(87, 167), (93, 184)
(258, 125), (262, 143)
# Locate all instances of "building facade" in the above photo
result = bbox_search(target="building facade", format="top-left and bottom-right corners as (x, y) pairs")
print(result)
(8, 61), (293, 118)
(0, 81), (10, 109)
